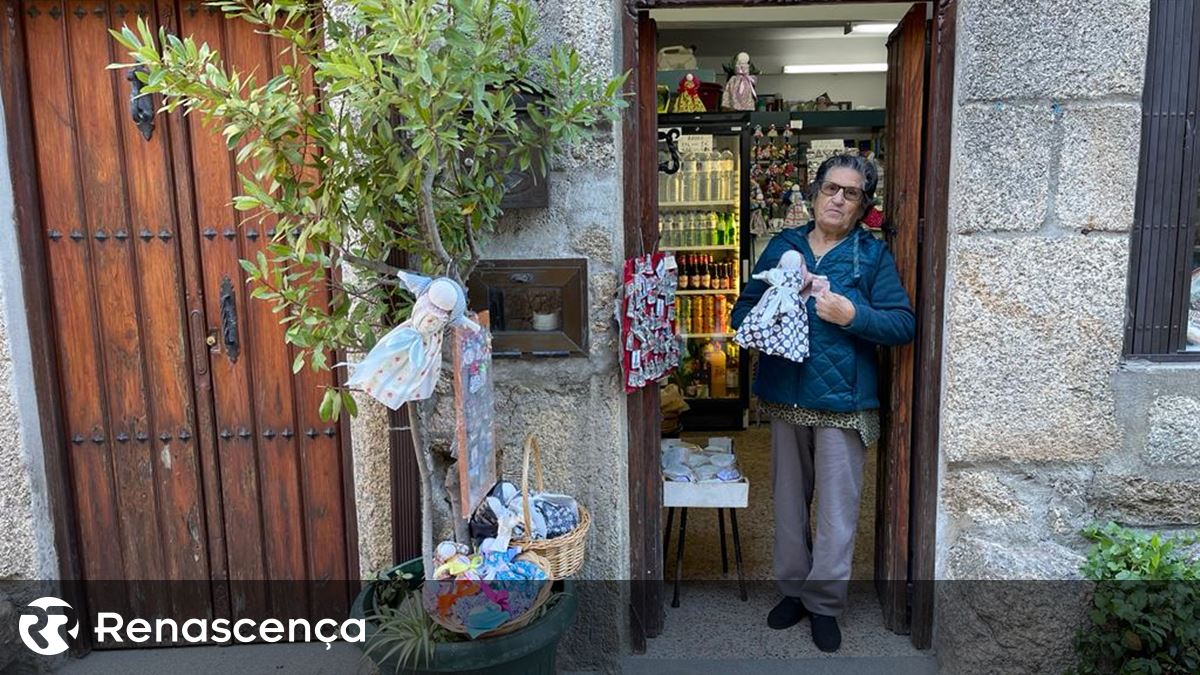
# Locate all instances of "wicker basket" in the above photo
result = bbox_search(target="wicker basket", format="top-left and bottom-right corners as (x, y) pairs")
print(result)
(511, 435), (590, 579)
(426, 550), (554, 639)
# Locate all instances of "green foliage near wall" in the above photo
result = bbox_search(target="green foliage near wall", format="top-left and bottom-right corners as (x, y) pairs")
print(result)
(1070, 522), (1200, 675)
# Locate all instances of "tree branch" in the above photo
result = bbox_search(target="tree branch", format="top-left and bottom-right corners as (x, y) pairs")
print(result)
(462, 217), (484, 281)
(341, 251), (403, 277)
(416, 157), (454, 277)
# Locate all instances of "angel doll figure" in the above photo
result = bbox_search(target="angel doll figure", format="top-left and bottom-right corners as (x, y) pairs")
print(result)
(733, 250), (813, 364)
(722, 52), (757, 111)
(346, 271), (479, 410)
(672, 73), (706, 113)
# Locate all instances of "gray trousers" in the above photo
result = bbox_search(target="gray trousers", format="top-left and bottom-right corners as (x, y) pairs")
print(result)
(771, 419), (867, 616)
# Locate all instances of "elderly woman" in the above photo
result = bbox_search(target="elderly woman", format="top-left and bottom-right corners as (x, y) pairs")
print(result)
(731, 154), (915, 652)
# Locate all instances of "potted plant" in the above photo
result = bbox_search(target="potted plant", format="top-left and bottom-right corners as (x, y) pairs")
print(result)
(111, 0), (625, 671)
(528, 290), (560, 331)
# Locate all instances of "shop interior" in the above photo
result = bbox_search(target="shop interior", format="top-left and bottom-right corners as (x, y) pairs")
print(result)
(649, 2), (923, 658)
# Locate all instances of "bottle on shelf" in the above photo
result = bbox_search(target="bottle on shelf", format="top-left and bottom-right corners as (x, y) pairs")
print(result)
(684, 152), (701, 202)
(707, 150), (722, 204)
(720, 149), (735, 202)
(696, 152), (710, 202)
(725, 341), (739, 391)
(706, 340), (727, 398)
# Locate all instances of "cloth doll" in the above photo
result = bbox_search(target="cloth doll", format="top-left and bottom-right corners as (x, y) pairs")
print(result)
(734, 250), (812, 363)
(721, 52), (757, 111)
(346, 271), (479, 410)
(671, 73), (706, 113)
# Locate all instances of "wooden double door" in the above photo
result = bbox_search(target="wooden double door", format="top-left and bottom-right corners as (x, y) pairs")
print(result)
(7, 1), (355, 631)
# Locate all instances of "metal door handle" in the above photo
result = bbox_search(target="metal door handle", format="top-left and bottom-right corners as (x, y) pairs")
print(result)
(219, 276), (240, 362)
(127, 65), (155, 141)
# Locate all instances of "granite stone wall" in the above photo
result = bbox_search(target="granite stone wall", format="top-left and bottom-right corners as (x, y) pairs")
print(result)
(933, 1), (1193, 673)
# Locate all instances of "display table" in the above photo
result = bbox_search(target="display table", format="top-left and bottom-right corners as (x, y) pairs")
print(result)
(661, 437), (749, 607)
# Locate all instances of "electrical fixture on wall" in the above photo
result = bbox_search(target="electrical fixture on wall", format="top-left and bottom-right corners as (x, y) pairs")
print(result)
(782, 63), (888, 74)
(845, 22), (898, 35)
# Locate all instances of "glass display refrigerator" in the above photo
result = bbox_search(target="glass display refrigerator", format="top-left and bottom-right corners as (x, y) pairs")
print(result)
(657, 112), (752, 430)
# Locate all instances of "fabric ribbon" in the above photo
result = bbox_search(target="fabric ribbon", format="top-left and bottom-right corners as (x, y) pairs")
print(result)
(751, 268), (806, 324)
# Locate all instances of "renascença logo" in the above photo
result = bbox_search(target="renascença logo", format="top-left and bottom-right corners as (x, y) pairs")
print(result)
(18, 597), (79, 656)
(16, 596), (365, 653)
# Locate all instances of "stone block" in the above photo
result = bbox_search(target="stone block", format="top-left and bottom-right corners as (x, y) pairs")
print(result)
(1145, 395), (1200, 466)
(957, 0), (1149, 101)
(942, 236), (1128, 463)
(1056, 104), (1142, 233)
(951, 103), (1055, 233)
(0, 596), (16, 672)
(941, 469), (1029, 526)
(349, 395), (394, 576)
(1093, 473), (1200, 526)
(939, 531), (1088, 675)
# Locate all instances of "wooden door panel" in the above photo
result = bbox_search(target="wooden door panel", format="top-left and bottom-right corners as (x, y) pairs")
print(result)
(25, 1), (124, 588)
(176, 4), (351, 620)
(21, 0), (351, 631)
(877, 2), (927, 633)
(224, 19), (309, 619)
(112, 1), (213, 618)
(24, 0), (212, 621)
(175, 5), (271, 619)
(66, 0), (167, 604)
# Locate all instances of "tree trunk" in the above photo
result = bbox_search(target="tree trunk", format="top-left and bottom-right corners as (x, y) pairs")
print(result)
(406, 400), (436, 579)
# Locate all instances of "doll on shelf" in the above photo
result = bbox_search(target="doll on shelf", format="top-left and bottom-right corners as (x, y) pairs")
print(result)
(671, 73), (706, 113)
(721, 52), (758, 111)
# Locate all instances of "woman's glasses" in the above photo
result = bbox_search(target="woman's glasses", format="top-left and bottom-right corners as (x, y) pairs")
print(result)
(818, 181), (865, 203)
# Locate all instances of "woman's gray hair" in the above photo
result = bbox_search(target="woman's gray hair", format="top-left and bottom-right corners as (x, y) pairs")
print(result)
(808, 154), (880, 208)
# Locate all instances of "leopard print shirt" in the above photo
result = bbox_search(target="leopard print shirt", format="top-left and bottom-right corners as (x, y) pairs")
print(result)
(759, 401), (880, 448)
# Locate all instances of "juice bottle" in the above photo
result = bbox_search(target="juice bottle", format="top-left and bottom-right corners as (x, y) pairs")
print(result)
(708, 343), (727, 398)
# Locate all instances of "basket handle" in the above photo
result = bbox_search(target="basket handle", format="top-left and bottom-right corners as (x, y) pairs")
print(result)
(520, 435), (546, 539)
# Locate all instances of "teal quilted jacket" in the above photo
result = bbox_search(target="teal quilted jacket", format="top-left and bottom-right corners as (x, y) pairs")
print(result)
(731, 223), (915, 412)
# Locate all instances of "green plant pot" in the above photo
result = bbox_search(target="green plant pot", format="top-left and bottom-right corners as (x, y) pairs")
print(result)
(351, 558), (577, 675)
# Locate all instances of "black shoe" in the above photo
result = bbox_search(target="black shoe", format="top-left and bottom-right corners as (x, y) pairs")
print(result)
(810, 613), (842, 652)
(767, 596), (808, 629)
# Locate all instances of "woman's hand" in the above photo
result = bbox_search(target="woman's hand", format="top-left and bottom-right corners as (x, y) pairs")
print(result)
(815, 292), (857, 326)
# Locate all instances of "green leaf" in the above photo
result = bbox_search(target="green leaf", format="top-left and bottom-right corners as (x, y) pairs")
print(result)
(318, 388), (335, 421)
(292, 350), (306, 374)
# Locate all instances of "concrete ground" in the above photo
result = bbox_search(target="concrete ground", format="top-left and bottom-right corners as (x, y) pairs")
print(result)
(52, 643), (376, 675)
(634, 425), (935, 673)
(51, 425), (932, 675)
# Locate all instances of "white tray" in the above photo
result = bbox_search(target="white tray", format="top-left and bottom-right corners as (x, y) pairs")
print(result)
(663, 477), (749, 508)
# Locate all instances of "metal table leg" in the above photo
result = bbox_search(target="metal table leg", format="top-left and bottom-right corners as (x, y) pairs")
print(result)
(671, 507), (688, 608)
(729, 508), (747, 602)
(717, 508), (728, 575)
(663, 507), (675, 571)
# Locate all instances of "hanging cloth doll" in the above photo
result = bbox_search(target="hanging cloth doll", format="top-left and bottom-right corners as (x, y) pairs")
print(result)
(671, 73), (706, 113)
(734, 250), (813, 364)
(345, 271), (479, 410)
(721, 53), (757, 111)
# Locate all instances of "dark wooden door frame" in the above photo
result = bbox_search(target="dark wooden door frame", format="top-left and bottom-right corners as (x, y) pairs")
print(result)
(0, 1), (360, 648)
(0, 6), (87, 653)
(622, 0), (955, 652)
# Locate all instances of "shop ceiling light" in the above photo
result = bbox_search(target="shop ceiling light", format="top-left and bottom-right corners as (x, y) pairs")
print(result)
(782, 63), (889, 74)
(848, 22), (898, 35)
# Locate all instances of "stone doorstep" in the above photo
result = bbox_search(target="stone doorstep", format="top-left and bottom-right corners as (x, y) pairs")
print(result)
(49, 642), (376, 675)
(621, 656), (938, 675)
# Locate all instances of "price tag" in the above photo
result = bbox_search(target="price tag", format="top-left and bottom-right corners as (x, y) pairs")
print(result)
(678, 134), (713, 154)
